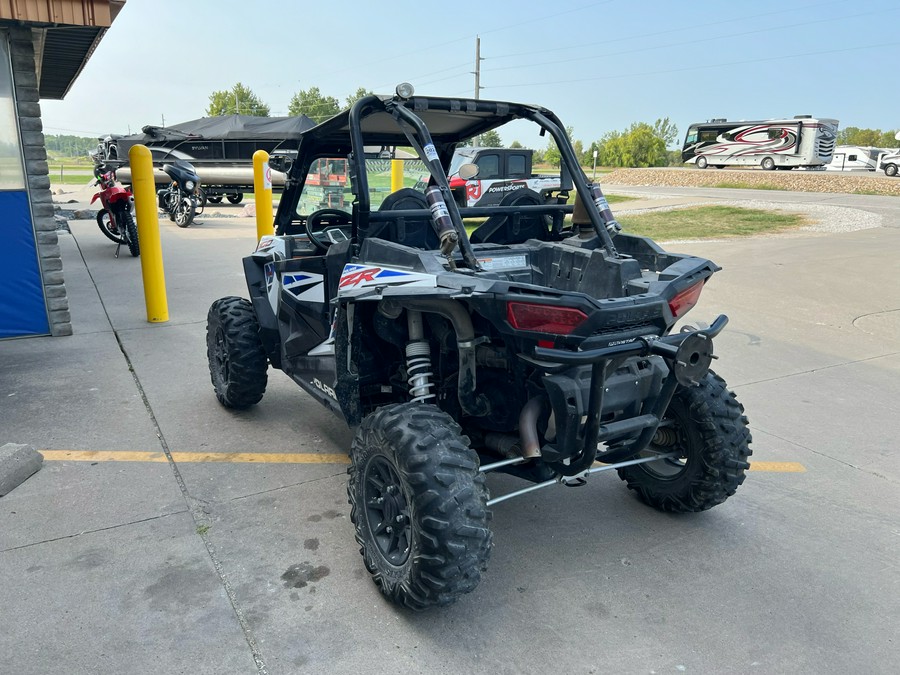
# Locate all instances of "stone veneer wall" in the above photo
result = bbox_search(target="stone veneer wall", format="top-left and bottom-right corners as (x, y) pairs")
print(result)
(7, 26), (71, 336)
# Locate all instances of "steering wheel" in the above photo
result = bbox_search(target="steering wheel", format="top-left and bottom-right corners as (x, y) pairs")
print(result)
(305, 208), (352, 252)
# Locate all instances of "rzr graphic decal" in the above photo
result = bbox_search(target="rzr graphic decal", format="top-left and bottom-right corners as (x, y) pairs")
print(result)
(283, 272), (325, 302)
(338, 264), (437, 291)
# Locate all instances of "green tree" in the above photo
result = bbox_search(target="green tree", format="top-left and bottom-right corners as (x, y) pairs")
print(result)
(509, 140), (523, 149)
(345, 87), (373, 108)
(288, 87), (341, 123)
(572, 139), (585, 166)
(596, 121), (668, 167)
(653, 117), (679, 148)
(544, 125), (575, 167)
(45, 134), (98, 159)
(479, 129), (503, 147)
(206, 83), (270, 117)
(837, 126), (899, 147)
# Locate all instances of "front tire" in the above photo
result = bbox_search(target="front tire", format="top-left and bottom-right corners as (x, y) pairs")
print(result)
(617, 371), (752, 512)
(174, 197), (196, 227)
(96, 209), (126, 244)
(348, 403), (492, 610)
(122, 209), (140, 257)
(226, 193), (243, 204)
(206, 297), (268, 409)
(885, 164), (898, 177)
(696, 157), (708, 169)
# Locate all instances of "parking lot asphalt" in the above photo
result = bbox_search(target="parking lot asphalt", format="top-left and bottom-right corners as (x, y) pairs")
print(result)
(1, 188), (898, 674)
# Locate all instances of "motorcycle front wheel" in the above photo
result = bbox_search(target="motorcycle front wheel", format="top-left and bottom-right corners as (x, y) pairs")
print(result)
(96, 208), (127, 244)
(174, 197), (196, 228)
(122, 209), (140, 257)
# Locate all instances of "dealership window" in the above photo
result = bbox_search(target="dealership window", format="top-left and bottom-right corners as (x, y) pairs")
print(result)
(0, 33), (25, 191)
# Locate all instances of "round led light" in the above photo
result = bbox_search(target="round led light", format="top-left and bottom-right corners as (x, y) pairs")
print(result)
(395, 82), (415, 99)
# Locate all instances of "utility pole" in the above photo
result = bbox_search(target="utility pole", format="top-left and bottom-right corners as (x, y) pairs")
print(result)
(161, 114), (165, 127)
(473, 36), (483, 146)
(234, 89), (239, 115)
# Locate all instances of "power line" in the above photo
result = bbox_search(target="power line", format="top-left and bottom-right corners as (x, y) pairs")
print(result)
(311, 0), (618, 80)
(488, 0), (847, 62)
(487, 6), (897, 75)
(488, 40), (900, 90)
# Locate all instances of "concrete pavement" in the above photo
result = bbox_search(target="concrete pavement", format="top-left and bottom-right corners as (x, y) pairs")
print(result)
(1, 188), (898, 674)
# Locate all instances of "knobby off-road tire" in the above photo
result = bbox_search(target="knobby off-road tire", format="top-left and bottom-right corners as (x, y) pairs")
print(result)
(122, 210), (139, 257)
(206, 296), (268, 409)
(618, 371), (752, 512)
(96, 209), (126, 245)
(348, 403), (492, 610)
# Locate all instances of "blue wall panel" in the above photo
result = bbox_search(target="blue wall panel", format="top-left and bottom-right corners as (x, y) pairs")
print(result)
(0, 190), (49, 337)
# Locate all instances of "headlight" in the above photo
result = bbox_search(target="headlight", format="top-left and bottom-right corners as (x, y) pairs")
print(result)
(185, 180), (195, 191)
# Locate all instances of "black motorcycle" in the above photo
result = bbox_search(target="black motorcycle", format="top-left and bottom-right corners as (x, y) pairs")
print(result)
(158, 160), (204, 228)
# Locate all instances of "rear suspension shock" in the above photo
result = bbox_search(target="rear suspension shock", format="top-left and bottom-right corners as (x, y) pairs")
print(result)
(406, 310), (435, 404)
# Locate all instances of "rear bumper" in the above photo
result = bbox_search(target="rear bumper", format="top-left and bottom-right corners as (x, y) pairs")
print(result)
(532, 315), (727, 474)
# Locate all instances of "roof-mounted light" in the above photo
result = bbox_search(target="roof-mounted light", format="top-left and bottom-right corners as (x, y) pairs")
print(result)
(395, 82), (415, 100)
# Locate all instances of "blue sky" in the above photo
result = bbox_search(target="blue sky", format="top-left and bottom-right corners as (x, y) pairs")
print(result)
(40, 0), (900, 150)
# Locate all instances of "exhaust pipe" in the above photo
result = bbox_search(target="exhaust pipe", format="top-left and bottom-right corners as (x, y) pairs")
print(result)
(518, 396), (545, 459)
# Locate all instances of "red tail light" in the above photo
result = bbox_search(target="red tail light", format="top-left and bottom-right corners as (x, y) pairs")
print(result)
(507, 302), (588, 335)
(668, 281), (704, 319)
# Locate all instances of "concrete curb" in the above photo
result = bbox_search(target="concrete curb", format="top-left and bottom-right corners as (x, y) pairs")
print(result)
(0, 443), (44, 497)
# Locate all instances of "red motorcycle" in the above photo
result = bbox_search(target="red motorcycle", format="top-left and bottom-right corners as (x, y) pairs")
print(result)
(91, 164), (139, 257)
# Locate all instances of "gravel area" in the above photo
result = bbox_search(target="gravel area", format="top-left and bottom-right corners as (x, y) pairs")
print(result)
(603, 167), (900, 196)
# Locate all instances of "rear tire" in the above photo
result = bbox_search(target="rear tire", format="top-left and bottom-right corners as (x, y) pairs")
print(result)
(208, 195), (223, 204)
(206, 297), (268, 409)
(885, 164), (898, 177)
(760, 157), (776, 171)
(122, 210), (140, 257)
(348, 402), (492, 610)
(226, 193), (243, 204)
(617, 371), (752, 512)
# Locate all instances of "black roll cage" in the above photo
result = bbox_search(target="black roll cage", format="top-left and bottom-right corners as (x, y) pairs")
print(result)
(278, 93), (620, 261)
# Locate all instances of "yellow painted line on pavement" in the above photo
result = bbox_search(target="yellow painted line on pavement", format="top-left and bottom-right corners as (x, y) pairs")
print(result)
(41, 450), (168, 462)
(748, 461), (806, 472)
(40, 450), (349, 464)
(40, 451), (803, 472)
(172, 452), (350, 464)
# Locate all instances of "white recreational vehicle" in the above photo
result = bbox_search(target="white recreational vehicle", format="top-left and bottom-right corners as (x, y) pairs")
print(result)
(825, 146), (886, 171)
(682, 116), (839, 170)
(877, 131), (900, 176)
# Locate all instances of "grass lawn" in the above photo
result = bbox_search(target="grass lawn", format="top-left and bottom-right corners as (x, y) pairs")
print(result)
(711, 181), (786, 191)
(617, 205), (805, 240)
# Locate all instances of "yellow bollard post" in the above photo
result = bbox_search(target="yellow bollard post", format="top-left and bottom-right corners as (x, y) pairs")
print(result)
(391, 158), (404, 193)
(129, 144), (169, 323)
(253, 150), (274, 240)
